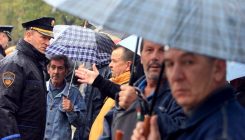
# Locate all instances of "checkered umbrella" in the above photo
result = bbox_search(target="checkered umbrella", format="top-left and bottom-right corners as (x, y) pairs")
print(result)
(46, 25), (114, 68)
(44, 0), (245, 63)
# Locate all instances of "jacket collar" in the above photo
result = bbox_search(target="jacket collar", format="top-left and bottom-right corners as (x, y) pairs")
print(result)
(137, 76), (170, 99)
(0, 45), (6, 56)
(16, 39), (47, 63)
(182, 85), (235, 129)
(47, 80), (70, 97)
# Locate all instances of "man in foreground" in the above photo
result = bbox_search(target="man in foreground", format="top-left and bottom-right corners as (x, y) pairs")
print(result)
(131, 47), (245, 140)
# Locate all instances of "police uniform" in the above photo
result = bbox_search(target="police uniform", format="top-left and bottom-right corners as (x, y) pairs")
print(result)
(0, 17), (55, 140)
(0, 25), (13, 59)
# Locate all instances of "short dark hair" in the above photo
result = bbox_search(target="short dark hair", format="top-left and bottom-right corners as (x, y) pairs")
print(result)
(48, 55), (69, 69)
(114, 44), (134, 62)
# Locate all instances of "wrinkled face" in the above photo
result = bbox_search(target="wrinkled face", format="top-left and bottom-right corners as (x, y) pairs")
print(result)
(0, 32), (9, 49)
(141, 40), (164, 81)
(109, 48), (131, 77)
(164, 48), (224, 112)
(25, 30), (51, 54)
(48, 59), (67, 87)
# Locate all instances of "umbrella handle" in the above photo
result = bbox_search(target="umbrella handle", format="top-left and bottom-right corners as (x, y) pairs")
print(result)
(143, 115), (150, 138)
(115, 130), (124, 140)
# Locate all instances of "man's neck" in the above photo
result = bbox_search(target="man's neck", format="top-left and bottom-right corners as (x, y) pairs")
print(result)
(50, 80), (64, 88)
(144, 80), (157, 97)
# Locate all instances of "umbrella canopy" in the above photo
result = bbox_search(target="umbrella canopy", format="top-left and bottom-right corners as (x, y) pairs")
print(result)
(46, 25), (114, 68)
(227, 61), (245, 81)
(44, 0), (245, 63)
(118, 35), (141, 55)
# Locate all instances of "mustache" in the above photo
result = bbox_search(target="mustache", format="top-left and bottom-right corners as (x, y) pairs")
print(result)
(51, 74), (60, 78)
(148, 61), (162, 68)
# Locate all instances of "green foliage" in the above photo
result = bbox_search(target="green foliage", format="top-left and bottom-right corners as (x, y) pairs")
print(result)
(0, 0), (85, 45)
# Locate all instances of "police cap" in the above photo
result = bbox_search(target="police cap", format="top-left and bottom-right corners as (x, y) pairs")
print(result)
(0, 25), (14, 41)
(22, 17), (55, 38)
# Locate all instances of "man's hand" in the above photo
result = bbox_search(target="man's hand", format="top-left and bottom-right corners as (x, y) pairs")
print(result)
(131, 115), (161, 140)
(62, 96), (74, 112)
(75, 63), (99, 84)
(119, 85), (138, 109)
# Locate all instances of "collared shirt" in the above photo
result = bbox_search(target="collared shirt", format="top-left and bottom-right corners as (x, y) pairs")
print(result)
(44, 80), (86, 140)
(49, 81), (66, 98)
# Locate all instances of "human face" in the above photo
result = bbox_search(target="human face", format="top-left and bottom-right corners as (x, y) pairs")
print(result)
(48, 59), (67, 87)
(26, 30), (51, 54)
(164, 48), (223, 112)
(141, 40), (164, 81)
(0, 32), (9, 49)
(109, 48), (131, 77)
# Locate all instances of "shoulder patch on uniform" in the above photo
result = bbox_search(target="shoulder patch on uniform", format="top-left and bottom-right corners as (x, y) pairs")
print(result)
(2, 72), (15, 88)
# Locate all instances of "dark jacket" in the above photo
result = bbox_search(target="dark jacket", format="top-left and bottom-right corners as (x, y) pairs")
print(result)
(102, 76), (186, 140)
(168, 85), (245, 140)
(0, 39), (47, 140)
(73, 66), (111, 140)
(92, 74), (121, 99)
(0, 45), (6, 60)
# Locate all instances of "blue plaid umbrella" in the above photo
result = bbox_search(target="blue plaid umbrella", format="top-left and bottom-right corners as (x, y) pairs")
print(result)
(44, 0), (245, 63)
(46, 25), (114, 68)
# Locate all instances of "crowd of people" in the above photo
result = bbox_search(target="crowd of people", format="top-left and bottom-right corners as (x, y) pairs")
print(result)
(0, 15), (245, 140)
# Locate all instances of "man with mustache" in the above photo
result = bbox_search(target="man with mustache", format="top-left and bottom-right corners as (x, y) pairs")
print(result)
(45, 55), (86, 140)
(112, 40), (186, 140)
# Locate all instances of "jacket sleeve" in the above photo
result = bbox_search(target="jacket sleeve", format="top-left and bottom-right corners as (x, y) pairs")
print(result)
(92, 75), (120, 99)
(155, 97), (186, 139)
(66, 87), (87, 127)
(0, 62), (23, 139)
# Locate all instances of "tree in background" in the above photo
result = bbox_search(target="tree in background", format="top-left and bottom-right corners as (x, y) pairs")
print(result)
(0, 0), (86, 46)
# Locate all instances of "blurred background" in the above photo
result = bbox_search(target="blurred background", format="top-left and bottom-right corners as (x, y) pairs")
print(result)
(0, 0), (90, 46)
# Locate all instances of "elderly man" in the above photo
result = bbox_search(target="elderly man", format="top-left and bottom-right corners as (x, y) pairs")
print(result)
(44, 55), (86, 140)
(132, 47), (245, 140)
(0, 25), (13, 59)
(0, 17), (55, 139)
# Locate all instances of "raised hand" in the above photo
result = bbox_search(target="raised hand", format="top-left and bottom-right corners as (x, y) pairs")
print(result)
(75, 63), (99, 84)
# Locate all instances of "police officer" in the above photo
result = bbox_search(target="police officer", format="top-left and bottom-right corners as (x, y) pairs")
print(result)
(0, 25), (13, 59)
(0, 17), (55, 140)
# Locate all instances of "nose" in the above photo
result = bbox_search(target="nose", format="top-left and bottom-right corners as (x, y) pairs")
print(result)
(45, 39), (50, 46)
(169, 63), (184, 82)
(109, 62), (113, 69)
(53, 67), (59, 74)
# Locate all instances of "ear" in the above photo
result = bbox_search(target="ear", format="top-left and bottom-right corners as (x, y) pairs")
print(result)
(24, 30), (32, 40)
(126, 61), (132, 71)
(213, 60), (226, 82)
(47, 67), (51, 75)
